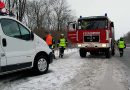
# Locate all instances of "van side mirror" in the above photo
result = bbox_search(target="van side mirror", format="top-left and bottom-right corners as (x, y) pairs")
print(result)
(30, 31), (34, 40)
(111, 22), (114, 27)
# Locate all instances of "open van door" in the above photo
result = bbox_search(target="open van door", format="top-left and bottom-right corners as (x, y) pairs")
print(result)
(67, 22), (77, 44)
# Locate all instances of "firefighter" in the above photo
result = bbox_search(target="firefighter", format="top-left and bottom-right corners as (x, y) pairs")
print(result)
(118, 37), (126, 57)
(57, 34), (68, 58)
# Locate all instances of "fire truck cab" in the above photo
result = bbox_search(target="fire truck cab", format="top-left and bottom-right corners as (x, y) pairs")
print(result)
(68, 15), (115, 58)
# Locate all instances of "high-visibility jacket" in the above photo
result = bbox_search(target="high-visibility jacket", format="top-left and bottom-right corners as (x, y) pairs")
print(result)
(118, 40), (125, 48)
(58, 38), (67, 48)
(46, 34), (52, 45)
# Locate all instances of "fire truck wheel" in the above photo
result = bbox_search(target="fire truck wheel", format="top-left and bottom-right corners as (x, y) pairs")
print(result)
(79, 48), (87, 57)
(105, 49), (111, 58)
(90, 52), (95, 55)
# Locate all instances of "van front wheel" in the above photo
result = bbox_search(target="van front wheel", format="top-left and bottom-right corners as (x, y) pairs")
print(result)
(33, 55), (49, 74)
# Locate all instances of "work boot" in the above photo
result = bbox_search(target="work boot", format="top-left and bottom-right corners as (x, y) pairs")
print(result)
(120, 52), (123, 57)
(59, 54), (62, 58)
(61, 54), (64, 58)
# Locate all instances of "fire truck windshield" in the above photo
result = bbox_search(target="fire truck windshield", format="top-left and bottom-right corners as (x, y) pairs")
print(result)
(78, 19), (107, 30)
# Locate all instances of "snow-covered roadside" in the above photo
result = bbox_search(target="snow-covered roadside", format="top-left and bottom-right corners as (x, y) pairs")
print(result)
(0, 48), (129, 90)
(54, 48), (78, 58)
(0, 48), (86, 90)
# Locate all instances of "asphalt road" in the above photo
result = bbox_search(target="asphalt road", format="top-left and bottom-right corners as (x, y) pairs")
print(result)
(117, 47), (130, 88)
(0, 48), (130, 90)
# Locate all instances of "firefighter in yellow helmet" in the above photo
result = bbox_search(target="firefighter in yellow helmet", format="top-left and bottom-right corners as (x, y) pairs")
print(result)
(57, 34), (68, 58)
(117, 37), (126, 57)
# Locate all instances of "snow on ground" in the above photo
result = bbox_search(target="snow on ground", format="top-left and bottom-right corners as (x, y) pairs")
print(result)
(62, 55), (108, 90)
(0, 48), (86, 90)
(0, 48), (129, 90)
(97, 58), (127, 90)
(112, 57), (130, 90)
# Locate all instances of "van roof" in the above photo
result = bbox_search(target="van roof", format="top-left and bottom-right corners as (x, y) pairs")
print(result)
(0, 16), (16, 19)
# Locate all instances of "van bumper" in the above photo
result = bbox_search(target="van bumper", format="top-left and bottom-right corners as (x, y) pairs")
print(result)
(49, 52), (53, 64)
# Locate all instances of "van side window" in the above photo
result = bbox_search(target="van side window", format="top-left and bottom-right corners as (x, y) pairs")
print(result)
(0, 19), (21, 39)
(19, 24), (30, 40)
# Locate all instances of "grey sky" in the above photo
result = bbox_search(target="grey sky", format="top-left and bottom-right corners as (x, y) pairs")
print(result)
(67, 0), (130, 39)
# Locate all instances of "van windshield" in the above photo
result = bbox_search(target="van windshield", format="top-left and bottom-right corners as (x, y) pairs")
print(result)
(78, 19), (108, 30)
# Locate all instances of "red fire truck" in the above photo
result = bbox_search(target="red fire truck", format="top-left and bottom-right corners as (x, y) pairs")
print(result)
(68, 15), (115, 58)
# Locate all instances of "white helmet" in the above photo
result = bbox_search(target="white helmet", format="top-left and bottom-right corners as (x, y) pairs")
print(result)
(1, 8), (6, 13)
(61, 34), (64, 36)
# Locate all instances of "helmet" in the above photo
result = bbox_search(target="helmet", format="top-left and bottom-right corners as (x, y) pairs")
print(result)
(1, 8), (6, 13)
(60, 34), (64, 38)
(61, 34), (64, 36)
(120, 37), (124, 41)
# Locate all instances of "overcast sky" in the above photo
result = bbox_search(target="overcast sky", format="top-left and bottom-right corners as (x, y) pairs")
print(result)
(67, 0), (130, 39)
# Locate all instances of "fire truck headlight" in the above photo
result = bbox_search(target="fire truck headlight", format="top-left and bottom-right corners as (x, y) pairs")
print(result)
(78, 44), (82, 47)
(102, 44), (107, 47)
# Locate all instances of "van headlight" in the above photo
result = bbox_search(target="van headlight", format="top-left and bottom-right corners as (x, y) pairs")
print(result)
(102, 44), (107, 47)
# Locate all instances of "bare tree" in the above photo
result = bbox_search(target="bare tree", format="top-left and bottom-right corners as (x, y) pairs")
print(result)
(4, 0), (26, 22)
(52, 0), (71, 31)
(124, 31), (130, 43)
(7, 0), (27, 21)
(17, 0), (27, 21)
(26, 0), (76, 33)
(26, 0), (52, 30)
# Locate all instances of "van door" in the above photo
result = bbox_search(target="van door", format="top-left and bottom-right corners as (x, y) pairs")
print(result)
(68, 31), (77, 43)
(67, 22), (77, 43)
(0, 18), (35, 72)
(0, 36), (7, 72)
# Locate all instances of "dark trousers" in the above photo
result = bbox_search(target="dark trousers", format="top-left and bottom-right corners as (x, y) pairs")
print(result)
(49, 45), (56, 59)
(52, 49), (56, 59)
(119, 48), (124, 57)
(59, 47), (65, 58)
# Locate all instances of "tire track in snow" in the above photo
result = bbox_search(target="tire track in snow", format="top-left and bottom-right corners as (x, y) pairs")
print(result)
(62, 56), (108, 90)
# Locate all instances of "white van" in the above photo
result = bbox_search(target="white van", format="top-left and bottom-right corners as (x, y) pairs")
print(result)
(0, 16), (53, 75)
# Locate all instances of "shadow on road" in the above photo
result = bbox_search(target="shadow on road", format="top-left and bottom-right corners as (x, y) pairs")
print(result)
(0, 69), (53, 83)
(81, 53), (107, 59)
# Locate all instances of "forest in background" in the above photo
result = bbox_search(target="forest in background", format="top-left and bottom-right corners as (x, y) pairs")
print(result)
(26, 0), (76, 41)
(4, 0), (130, 44)
(124, 31), (130, 43)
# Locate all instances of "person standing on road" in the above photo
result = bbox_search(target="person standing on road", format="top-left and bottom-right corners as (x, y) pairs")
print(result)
(57, 34), (68, 58)
(118, 37), (126, 57)
(45, 32), (53, 49)
(52, 37), (56, 59)
(45, 32), (56, 59)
